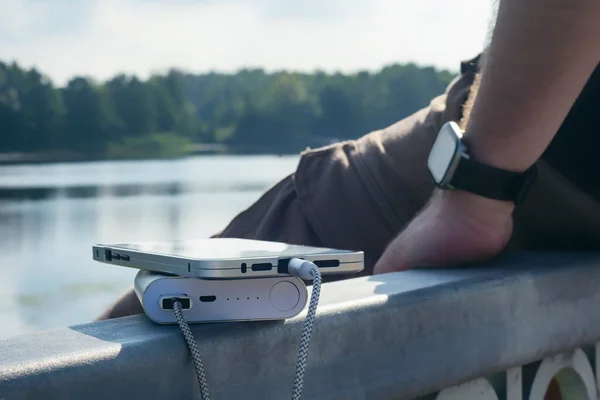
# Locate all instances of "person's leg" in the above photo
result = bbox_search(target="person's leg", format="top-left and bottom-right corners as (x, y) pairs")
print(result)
(96, 284), (144, 320)
(212, 174), (323, 246)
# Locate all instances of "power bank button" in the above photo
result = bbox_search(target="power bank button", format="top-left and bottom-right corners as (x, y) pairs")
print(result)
(269, 281), (300, 311)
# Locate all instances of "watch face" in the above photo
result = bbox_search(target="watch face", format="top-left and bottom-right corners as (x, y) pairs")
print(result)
(428, 122), (462, 186)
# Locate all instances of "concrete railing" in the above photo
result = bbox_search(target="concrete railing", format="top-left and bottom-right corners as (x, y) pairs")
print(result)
(2, 251), (600, 399)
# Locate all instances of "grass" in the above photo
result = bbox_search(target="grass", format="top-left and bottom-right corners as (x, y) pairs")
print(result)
(106, 132), (196, 160)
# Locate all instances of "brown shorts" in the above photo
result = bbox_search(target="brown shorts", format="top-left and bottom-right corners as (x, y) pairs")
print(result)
(98, 57), (600, 320)
(215, 59), (600, 279)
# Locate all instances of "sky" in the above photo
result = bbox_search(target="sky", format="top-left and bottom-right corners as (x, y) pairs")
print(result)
(1, 0), (496, 86)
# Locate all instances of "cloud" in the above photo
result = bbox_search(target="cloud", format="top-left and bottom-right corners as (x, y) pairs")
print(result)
(0, 0), (494, 86)
(0, 0), (95, 41)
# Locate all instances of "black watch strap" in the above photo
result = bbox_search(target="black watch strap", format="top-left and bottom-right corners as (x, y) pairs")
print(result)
(450, 157), (538, 204)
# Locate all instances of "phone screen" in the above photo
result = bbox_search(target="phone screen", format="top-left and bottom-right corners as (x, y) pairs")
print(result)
(107, 238), (346, 260)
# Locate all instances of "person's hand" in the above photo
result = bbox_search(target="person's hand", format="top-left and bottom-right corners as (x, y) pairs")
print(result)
(373, 189), (514, 274)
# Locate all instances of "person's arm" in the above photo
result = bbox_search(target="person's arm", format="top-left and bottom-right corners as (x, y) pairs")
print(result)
(374, 0), (600, 274)
(467, 0), (599, 171)
(460, 0), (600, 212)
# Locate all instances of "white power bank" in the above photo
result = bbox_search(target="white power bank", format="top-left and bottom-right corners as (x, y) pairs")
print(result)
(134, 270), (308, 324)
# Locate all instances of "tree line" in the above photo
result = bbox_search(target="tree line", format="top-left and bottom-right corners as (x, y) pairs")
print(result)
(0, 60), (456, 159)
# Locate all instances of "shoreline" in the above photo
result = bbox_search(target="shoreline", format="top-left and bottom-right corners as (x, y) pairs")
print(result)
(0, 147), (301, 166)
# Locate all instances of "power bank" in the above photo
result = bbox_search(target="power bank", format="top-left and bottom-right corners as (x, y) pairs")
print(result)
(134, 270), (308, 324)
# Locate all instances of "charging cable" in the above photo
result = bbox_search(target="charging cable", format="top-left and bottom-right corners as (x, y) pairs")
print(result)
(287, 258), (322, 400)
(172, 300), (211, 400)
(171, 258), (322, 400)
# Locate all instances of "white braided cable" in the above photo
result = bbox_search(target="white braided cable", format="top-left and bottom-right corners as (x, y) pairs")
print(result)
(172, 299), (211, 400)
(170, 258), (322, 400)
(288, 259), (322, 400)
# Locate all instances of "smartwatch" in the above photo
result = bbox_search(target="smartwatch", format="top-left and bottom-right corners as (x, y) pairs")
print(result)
(427, 121), (537, 204)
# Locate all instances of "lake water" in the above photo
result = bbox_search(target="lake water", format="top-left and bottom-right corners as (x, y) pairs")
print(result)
(0, 155), (299, 339)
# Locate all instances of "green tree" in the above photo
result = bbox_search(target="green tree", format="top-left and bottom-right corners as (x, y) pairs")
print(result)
(0, 58), (456, 158)
(0, 62), (65, 152)
(19, 69), (66, 151)
(106, 74), (156, 136)
(0, 62), (23, 152)
(62, 77), (122, 154)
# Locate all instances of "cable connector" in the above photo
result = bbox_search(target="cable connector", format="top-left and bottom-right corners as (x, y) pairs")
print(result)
(288, 258), (318, 280)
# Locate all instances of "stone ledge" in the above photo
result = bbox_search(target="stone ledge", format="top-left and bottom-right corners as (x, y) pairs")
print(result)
(2, 251), (600, 399)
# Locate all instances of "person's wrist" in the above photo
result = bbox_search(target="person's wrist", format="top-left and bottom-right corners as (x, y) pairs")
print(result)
(432, 187), (514, 226)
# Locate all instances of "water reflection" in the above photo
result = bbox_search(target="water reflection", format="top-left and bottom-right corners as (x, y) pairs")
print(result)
(0, 155), (299, 338)
(0, 181), (272, 202)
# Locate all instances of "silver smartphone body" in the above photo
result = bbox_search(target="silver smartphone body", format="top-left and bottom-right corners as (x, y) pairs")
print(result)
(93, 238), (364, 279)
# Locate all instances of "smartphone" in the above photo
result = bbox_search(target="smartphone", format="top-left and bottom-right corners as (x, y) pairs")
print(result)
(92, 238), (364, 279)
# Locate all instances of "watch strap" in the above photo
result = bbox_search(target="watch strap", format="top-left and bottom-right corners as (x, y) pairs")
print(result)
(450, 157), (538, 204)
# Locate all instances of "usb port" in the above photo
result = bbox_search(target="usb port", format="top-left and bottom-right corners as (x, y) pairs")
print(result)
(199, 295), (216, 303)
(314, 259), (340, 268)
(251, 263), (273, 272)
(160, 296), (192, 310)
